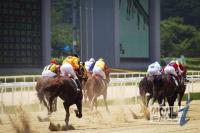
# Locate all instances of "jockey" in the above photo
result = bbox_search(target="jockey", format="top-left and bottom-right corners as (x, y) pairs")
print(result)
(176, 60), (186, 77)
(80, 62), (88, 80)
(92, 58), (107, 79)
(164, 60), (183, 86)
(147, 61), (162, 76)
(42, 59), (60, 77)
(60, 55), (81, 91)
(85, 58), (96, 72)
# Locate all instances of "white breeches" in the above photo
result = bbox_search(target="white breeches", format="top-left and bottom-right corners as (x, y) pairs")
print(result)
(42, 70), (57, 77)
(92, 66), (106, 79)
(147, 68), (161, 76)
(164, 65), (177, 77)
(60, 63), (78, 79)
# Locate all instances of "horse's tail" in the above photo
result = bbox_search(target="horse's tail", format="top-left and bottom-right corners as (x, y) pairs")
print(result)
(37, 90), (45, 104)
(35, 81), (45, 104)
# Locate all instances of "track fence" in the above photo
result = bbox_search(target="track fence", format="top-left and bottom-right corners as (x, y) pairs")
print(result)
(0, 71), (200, 114)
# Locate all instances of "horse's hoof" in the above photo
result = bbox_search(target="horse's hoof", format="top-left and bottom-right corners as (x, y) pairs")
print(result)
(37, 116), (43, 122)
(74, 110), (82, 118)
(49, 122), (61, 131)
(74, 110), (78, 115)
(37, 115), (50, 122)
(76, 113), (82, 118)
(61, 125), (75, 130)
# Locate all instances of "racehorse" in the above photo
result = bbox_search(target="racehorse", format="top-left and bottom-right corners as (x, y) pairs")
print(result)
(83, 65), (110, 112)
(152, 73), (187, 117)
(139, 65), (187, 117)
(36, 68), (85, 127)
(177, 64), (187, 107)
(82, 71), (92, 103)
(139, 75), (154, 107)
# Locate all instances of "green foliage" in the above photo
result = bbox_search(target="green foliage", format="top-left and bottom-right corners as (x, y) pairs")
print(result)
(51, 0), (74, 56)
(161, 0), (200, 29)
(161, 57), (200, 70)
(51, 24), (73, 48)
(51, 57), (65, 65)
(161, 17), (200, 57)
(51, 0), (72, 25)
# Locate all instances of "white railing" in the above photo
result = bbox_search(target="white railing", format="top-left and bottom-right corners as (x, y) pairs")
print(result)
(0, 71), (199, 83)
(0, 71), (200, 113)
(0, 75), (41, 83)
(0, 82), (37, 113)
(109, 72), (147, 79)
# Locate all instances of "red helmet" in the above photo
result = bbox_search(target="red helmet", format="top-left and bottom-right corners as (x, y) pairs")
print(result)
(50, 59), (57, 64)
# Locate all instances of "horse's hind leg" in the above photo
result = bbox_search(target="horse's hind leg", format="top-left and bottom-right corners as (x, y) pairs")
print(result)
(90, 95), (97, 112)
(94, 98), (98, 112)
(178, 91), (185, 107)
(42, 96), (51, 115)
(167, 97), (176, 118)
(75, 100), (82, 118)
(103, 94), (109, 113)
(146, 95), (152, 107)
(63, 102), (70, 127)
(83, 89), (88, 104)
(48, 96), (56, 115)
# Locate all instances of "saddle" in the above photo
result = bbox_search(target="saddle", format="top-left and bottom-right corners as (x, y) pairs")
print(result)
(94, 74), (107, 83)
(152, 75), (162, 87)
(62, 74), (81, 92)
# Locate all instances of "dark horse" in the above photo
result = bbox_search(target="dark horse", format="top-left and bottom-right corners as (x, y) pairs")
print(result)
(152, 73), (187, 117)
(139, 64), (187, 108)
(36, 68), (85, 127)
(139, 73), (187, 117)
(83, 65), (110, 112)
(139, 75), (154, 107)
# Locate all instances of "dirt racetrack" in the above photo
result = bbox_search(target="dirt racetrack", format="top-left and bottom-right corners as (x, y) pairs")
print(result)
(0, 100), (200, 133)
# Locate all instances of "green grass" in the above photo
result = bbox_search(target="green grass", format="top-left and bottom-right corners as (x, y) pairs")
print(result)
(182, 92), (200, 101)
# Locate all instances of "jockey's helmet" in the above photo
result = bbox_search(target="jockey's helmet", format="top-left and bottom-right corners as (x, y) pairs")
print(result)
(176, 60), (181, 66)
(89, 58), (95, 62)
(99, 58), (104, 61)
(170, 60), (175, 64)
(51, 58), (57, 64)
(73, 54), (79, 58)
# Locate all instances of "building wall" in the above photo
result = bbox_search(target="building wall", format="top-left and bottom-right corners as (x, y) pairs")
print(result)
(115, 0), (160, 69)
(80, 0), (115, 65)
(80, 0), (160, 70)
(0, 0), (51, 74)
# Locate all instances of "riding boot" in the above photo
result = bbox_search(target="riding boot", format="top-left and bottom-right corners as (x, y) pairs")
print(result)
(172, 76), (179, 87)
(174, 79), (179, 87)
(75, 79), (81, 92)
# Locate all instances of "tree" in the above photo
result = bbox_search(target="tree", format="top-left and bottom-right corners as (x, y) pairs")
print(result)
(161, 0), (200, 29)
(161, 17), (200, 57)
(51, 24), (73, 48)
(51, 0), (74, 57)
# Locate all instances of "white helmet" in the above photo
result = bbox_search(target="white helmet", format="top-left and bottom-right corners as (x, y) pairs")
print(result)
(170, 60), (176, 64)
(89, 58), (95, 62)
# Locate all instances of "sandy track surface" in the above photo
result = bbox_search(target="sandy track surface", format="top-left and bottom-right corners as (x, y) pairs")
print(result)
(0, 101), (200, 133)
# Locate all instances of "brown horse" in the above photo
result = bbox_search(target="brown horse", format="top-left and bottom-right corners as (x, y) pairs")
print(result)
(139, 75), (154, 107)
(36, 69), (85, 127)
(177, 64), (187, 107)
(82, 71), (92, 103)
(84, 65), (110, 112)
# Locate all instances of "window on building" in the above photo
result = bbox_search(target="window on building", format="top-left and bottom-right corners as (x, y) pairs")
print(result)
(0, 0), (42, 67)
